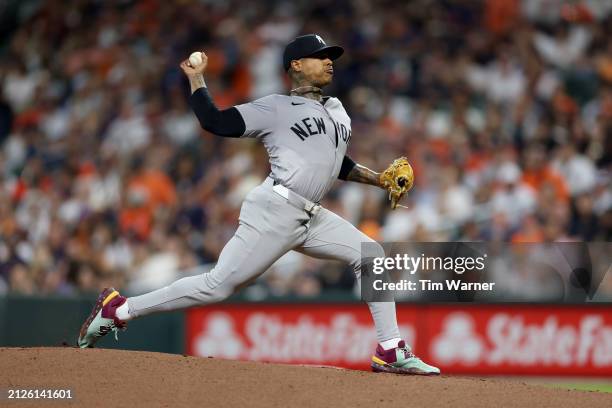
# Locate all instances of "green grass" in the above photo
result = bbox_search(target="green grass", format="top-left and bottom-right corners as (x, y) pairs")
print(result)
(548, 383), (612, 393)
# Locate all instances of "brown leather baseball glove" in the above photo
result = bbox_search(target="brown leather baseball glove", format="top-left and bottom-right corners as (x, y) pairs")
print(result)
(379, 157), (414, 209)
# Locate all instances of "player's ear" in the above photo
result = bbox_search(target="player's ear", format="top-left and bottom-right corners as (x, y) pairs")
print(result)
(290, 59), (302, 72)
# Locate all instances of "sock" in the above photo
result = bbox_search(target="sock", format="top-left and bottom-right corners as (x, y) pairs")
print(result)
(115, 301), (132, 321)
(380, 337), (402, 350)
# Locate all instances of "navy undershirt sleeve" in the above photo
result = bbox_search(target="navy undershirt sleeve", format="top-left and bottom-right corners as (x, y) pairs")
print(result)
(338, 155), (356, 180)
(189, 87), (246, 137)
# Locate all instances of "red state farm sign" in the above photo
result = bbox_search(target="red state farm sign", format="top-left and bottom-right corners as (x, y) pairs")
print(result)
(186, 304), (416, 370)
(186, 304), (612, 376)
(426, 306), (612, 376)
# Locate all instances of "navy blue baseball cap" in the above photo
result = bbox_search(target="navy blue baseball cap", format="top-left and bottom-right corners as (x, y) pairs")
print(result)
(283, 34), (344, 71)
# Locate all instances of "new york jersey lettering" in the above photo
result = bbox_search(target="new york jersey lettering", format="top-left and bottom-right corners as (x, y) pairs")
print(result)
(291, 116), (326, 141)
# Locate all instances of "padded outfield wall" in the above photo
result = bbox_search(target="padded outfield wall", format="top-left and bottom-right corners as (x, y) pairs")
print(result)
(186, 303), (612, 376)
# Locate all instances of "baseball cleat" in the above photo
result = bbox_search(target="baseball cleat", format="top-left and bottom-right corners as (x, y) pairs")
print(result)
(77, 287), (128, 348)
(371, 340), (440, 375)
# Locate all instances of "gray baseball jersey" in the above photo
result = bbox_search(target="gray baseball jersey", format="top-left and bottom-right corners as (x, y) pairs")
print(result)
(236, 95), (352, 203)
(127, 93), (401, 345)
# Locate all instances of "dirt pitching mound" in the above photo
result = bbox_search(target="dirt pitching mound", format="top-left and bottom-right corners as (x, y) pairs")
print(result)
(1, 347), (610, 407)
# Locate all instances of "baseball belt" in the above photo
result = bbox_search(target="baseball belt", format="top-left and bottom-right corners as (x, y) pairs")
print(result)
(268, 177), (321, 217)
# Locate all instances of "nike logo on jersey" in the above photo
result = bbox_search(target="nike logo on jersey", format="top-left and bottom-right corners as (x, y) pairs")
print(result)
(291, 102), (305, 105)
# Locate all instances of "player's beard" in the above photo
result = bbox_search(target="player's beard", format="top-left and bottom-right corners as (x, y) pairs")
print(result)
(315, 72), (333, 87)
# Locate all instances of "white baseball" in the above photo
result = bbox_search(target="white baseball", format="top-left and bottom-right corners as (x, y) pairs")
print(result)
(189, 52), (203, 67)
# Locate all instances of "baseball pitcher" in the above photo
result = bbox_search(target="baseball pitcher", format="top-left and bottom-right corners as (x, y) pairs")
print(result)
(78, 34), (439, 375)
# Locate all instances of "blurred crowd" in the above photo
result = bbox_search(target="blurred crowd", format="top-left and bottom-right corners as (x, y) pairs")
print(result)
(0, 0), (610, 298)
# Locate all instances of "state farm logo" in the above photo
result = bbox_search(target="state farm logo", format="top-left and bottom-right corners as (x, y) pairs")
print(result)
(432, 313), (484, 365)
(194, 312), (245, 359)
(431, 312), (612, 367)
(194, 311), (414, 363)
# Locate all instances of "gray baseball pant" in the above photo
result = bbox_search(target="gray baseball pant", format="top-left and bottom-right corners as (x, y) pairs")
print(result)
(127, 178), (400, 343)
